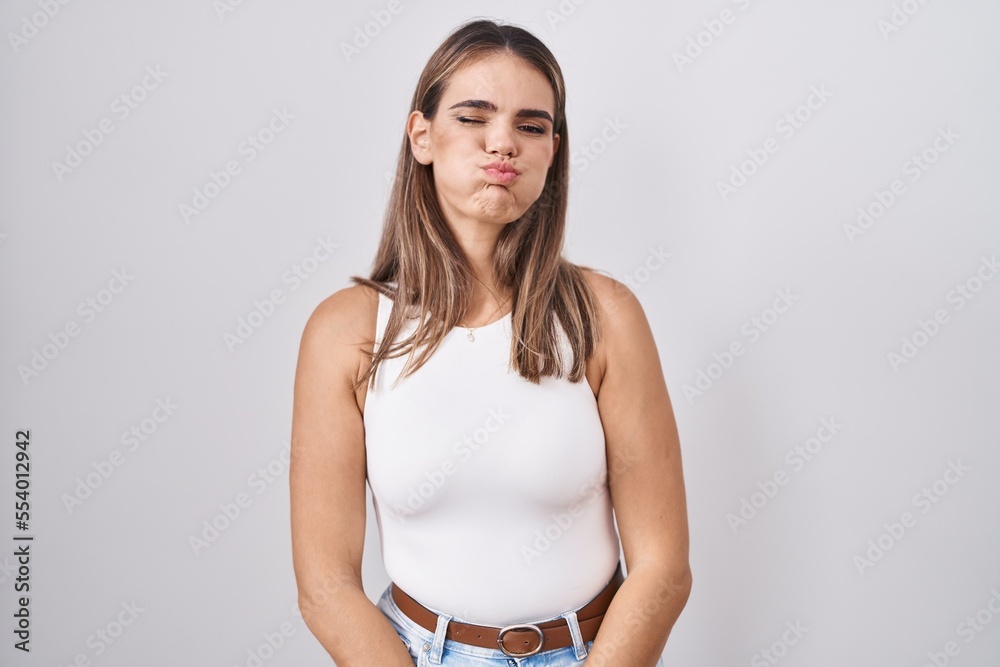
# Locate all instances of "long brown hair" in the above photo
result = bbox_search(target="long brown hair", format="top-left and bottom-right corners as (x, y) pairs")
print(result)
(351, 18), (602, 392)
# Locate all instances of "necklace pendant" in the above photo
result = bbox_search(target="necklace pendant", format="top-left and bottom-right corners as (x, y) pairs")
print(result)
(466, 330), (475, 342)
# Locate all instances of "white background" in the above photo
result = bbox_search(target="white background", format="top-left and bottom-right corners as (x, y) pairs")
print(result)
(2, 0), (999, 665)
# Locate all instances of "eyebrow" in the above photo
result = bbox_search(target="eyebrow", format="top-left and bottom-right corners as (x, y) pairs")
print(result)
(447, 99), (554, 124)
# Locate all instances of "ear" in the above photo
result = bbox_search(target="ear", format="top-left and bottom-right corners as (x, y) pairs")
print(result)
(407, 110), (433, 165)
(549, 132), (561, 168)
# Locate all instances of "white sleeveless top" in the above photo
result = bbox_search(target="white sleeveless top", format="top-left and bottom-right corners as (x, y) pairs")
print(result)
(364, 286), (621, 625)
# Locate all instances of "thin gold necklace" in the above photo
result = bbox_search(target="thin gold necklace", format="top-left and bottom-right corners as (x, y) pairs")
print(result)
(460, 294), (510, 342)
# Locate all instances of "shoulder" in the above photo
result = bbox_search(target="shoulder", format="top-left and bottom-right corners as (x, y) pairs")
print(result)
(299, 283), (381, 355)
(577, 267), (656, 390)
(577, 269), (663, 400)
(578, 267), (648, 341)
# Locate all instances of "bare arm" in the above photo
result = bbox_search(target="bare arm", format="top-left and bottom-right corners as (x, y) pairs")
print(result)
(585, 274), (693, 667)
(289, 286), (415, 666)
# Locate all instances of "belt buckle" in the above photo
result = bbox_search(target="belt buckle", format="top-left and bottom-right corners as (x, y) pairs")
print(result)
(497, 623), (544, 657)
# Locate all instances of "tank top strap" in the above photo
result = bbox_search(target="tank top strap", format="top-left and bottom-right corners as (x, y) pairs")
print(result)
(373, 286), (393, 356)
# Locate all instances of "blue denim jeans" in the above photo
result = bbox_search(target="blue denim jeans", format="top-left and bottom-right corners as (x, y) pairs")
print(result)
(375, 582), (667, 666)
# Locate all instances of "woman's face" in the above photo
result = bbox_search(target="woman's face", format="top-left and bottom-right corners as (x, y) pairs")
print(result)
(408, 53), (561, 228)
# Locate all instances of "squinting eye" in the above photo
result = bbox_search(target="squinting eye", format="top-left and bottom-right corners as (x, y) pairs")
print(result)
(457, 117), (546, 135)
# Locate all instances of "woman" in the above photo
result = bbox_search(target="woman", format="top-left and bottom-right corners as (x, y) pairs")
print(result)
(290, 18), (691, 666)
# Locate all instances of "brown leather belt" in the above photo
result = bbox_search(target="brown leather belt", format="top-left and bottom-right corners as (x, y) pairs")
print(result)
(391, 562), (624, 658)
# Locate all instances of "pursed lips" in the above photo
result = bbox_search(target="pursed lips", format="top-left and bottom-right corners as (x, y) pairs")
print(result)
(483, 162), (520, 185)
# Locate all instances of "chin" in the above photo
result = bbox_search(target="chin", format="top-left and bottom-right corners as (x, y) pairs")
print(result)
(467, 192), (525, 223)
(475, 209), (522, 225)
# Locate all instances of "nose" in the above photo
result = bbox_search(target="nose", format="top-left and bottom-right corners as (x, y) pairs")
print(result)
(485, 123), (517, 157)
